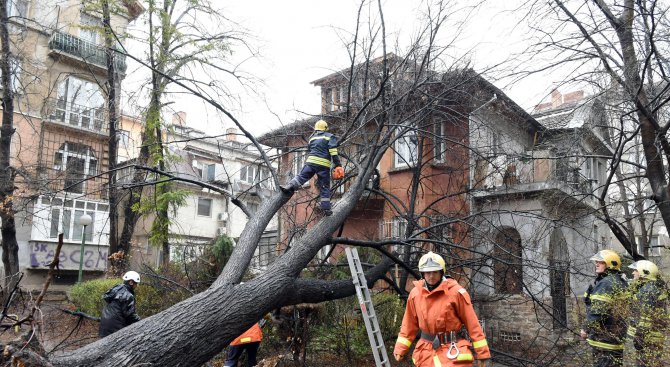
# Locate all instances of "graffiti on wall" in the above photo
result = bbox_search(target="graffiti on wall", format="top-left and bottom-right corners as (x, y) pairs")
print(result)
(30, 242), (107, 271)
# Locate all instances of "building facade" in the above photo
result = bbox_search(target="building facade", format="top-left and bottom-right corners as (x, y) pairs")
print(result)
(118, 112), (278, 271)
(4, 0), (142, 288)
(469, 90), (616, 365)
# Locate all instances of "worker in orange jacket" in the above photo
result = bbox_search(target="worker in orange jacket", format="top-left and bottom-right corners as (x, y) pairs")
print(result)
(224, 322), (263, 367)
(394, 251), (490, 367)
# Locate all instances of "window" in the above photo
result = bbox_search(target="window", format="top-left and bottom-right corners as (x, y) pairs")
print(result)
(205, 163), (215, 181)
(493, 227), (523, 294)
(192, 160), (216, 181)
(197, 197), (212, 217)
(549, 228), (570, 329)
(55, 76), (105, 130)
(338, 86), (347, 108)
(79, 13), (102, 44)
(434, 122), (446, 163)
(48, 198), (108, 241)
(118, 130), (130, 147)
(7, 0), (27, 18)
(637, 236), (662, 257)
(381, 217), (407, 239)
(54, 142), (97, 194)
(240, 164), (270, 187)
(292, 150), (306, 176)
(394, 124), (418, 167)
(324, 88), (337, 112)
(254, 232), (278, 270)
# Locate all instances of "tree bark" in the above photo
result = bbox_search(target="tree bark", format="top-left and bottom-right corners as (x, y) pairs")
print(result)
(0, 0), (20, 292)
(103, 0), (120, 256)
(52, 173), (392, 366)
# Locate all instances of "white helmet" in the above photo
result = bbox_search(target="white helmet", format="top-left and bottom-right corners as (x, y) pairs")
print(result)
(123, 271), (141, 283)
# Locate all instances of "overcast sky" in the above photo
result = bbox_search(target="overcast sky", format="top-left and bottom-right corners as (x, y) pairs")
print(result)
(124, 1), (558, 137)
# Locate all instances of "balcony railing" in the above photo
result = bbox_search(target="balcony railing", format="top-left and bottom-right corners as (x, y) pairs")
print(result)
(473, 151), (597, 197)
(44, 98), (109, 135)
(48, 31), (127, 73)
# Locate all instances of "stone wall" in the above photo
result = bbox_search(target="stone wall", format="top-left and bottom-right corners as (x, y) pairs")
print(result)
(475, 295), (591, 367)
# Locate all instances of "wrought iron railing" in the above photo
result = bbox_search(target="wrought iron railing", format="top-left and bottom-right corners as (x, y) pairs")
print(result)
(44, 98), (108, 135)
(474, 151), (596, 196)
(48, 31), (127, 73)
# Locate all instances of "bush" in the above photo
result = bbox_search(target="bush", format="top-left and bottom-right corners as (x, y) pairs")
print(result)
(68, 278), (119, 317)
(68, 275), (191, 318)
(309, 291), (404, 362)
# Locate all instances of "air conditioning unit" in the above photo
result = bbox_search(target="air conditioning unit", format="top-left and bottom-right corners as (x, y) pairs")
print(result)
(217, 212), (228, 221)
(216, 227), (226, 236)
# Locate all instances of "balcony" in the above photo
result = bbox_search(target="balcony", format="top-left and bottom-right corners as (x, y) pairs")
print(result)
(43, 98), (108, 136)
(48, 31), (127, 74)
(471, 150), (599, 207)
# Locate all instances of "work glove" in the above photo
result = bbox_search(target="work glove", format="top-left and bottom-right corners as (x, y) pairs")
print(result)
(332, 166), (345, 180)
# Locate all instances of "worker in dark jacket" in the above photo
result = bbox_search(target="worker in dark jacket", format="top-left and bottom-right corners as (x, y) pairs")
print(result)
(280, 119), (342, 216)
(626, 260), (668, 367)
(580, 249), (628, 367)
(99, 271), (141, 337)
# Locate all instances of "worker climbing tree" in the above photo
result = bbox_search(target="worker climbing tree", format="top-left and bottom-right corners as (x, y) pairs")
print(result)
(280, 119), (344, 216)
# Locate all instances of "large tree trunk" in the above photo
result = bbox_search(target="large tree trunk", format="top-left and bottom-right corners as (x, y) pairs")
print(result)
(52, 174), (391, 366)
(612, 1), (670, 241)
(103, 0), (120, 256)
(0, 0), (19, 291)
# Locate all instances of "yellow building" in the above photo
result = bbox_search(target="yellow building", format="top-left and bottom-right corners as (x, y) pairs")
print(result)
(4, 0), (142, 288)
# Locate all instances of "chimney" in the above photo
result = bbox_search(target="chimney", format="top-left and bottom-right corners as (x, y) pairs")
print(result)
(172, 111), (187, 126)
(563, 90), (584, 104)
(551, 90), (563, 108)
(226, 127), (237, 141)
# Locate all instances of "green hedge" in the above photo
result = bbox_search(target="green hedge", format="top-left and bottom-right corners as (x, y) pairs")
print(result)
(68, 277), (189, 318)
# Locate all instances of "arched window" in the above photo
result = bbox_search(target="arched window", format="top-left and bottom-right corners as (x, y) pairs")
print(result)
(493, 227), (523, 294)
(54, 142), (97, 193)
(549, 228), (570, 329)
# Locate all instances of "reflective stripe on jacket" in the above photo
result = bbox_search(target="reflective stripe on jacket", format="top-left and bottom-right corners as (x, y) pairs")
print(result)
(394, 278), (491, 366)
(305, 131), (341, 168)
(583, 270), (627, 350)
(230, 323), (263, 346)
(627, 279), (668, 346)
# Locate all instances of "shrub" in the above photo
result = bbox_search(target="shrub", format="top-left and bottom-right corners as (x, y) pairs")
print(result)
(309, 291), (404, 362)
(68, 278), (119, 317)
(68, 275), (191, 318)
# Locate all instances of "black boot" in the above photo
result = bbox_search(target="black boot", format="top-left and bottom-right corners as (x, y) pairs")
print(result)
(280, 182), (297, 194)
(317, 207), (332, 216)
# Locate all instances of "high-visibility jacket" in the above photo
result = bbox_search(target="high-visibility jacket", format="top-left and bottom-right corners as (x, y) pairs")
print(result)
(230, 323), (262, 346)
(627, 279), (668, 347)
(394, 278), (490, 366)
(305, 131), (341, 168)
(583, 270), (627, 351)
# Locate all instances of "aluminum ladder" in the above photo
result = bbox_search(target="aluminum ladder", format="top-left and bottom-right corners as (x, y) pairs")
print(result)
(345, 247), (391, 367)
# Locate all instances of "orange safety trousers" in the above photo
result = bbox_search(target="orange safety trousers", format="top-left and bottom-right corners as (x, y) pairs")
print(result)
(394, 278), (491, 367)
